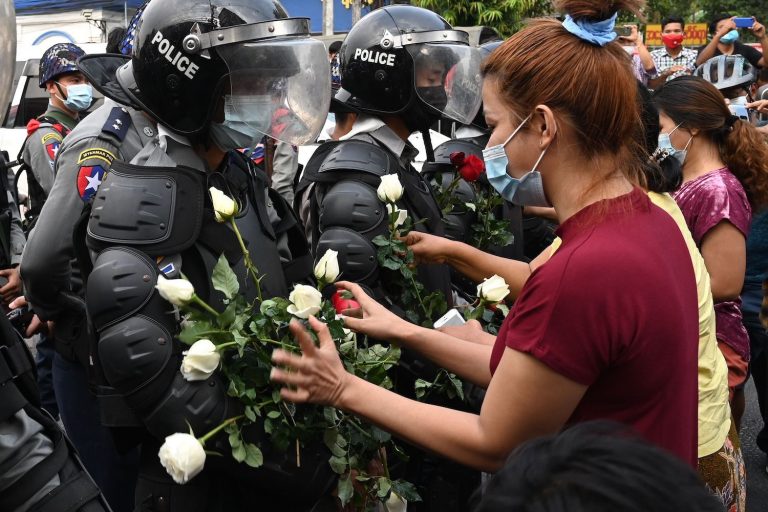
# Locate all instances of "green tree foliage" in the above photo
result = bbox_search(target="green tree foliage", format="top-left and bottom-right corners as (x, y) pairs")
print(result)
(411, 0), (554, 36)
(643, 0), (768, 25)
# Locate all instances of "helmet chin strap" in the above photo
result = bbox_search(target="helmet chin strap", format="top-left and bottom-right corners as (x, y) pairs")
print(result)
(422, 128), (435, 163)
(52, 82), (68, 105)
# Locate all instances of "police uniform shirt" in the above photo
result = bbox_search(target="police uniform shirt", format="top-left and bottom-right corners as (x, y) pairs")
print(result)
(21, 99), (156, 320)
(21, 106), (77, 198)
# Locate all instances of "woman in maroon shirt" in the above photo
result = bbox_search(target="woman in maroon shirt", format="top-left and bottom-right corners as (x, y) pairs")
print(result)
(653, 76), (768, 428)
(271, 0), (701, 469)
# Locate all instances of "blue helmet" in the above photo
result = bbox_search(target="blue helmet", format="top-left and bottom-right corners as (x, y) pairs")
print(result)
(38, 43), (86, 88)
(118, 0), (149, 55)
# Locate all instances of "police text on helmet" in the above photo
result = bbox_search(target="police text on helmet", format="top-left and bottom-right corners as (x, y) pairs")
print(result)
(151, 31), (200, 79)
(353, 48), (396, 67)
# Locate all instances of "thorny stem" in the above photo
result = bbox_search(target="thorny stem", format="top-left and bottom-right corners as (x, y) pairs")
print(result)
(407, 275), (428, 320)
(198, 414), (245, 446)
(192, 295), (221, 318)
(230, 217), (264, 303)
(215, 341), (239, 351)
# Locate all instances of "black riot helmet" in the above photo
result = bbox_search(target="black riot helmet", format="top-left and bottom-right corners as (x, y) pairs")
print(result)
(88, 0), (330, 144)
(335, 5), (482, 132)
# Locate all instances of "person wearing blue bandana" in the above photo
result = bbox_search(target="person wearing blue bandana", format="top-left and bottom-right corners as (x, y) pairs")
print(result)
(696, 14), (768, 69)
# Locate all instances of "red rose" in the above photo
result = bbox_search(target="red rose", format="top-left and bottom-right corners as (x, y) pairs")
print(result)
(449, 151), (466, 167)
(332, 290), (360, 314)
(458, 154), (485, 182)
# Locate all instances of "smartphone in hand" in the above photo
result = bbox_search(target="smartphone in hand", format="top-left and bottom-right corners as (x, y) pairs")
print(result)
(433, 309), (466, 329)
(734, 17), (754, 29)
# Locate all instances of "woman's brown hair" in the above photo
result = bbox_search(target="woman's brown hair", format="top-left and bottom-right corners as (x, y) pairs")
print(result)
(481, 0), (647, 186)
(653, 75), (768, 208)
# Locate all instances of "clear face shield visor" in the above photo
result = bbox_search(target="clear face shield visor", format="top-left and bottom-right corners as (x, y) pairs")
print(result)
(185, 18), (331, 147)
(406, 42), (483, 125)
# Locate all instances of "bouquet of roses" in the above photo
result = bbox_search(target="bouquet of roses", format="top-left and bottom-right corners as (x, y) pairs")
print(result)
(152, 187), (419, 510)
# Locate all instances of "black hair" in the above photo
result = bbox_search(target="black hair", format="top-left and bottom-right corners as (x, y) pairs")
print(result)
(709, 13), (733, 35)
(636, 81), (682, 193)
(661, 15), (685, 31)
(328, 40), (343, 54)
(106, 27), (128, 54)
(473, 421), (723, 512)
(757, 67), (768, 84)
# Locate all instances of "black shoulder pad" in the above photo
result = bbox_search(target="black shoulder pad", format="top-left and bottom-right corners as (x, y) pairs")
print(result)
(318, 139), (397, 177)
(101, 106), (133, 142)
(86, 160), (205, 256)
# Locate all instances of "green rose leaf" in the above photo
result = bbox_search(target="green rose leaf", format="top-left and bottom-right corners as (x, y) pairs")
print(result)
(337, 475), (354, 506)
(390, 479), (421, 502)
(377, 477), (392, 498)
(212, 254), (239, 300)
(243, 443), (263, 468)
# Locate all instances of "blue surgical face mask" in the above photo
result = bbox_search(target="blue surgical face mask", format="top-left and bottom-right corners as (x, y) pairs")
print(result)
(720, 29), (739, 45)
(657, 123), (693, 166)
(210, 95), (272, 151)
(57, 82), (93, 112)
(482, 114), (552, 207)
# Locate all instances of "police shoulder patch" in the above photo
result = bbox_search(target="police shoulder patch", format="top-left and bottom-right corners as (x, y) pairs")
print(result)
(77, 164), (108, 203)
(45, 140), (61, 161)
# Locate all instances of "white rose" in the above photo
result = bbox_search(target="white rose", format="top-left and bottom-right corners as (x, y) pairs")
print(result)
(314, 248), (340, 284)
(477, 274), (510, 303)
(156, 275), (195, 306)
(209, 186), (237, 222)
(386, 203), (408, 229)
(385, 492), (407, 512)
(180, 339), (221, 381)
(377, 174), (404, 203)
(158, 432), (206, 484)
(287, 284), (323, 319)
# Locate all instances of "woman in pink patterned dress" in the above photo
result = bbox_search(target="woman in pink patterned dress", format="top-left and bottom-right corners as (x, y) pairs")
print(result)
(653, 76), (768, 431)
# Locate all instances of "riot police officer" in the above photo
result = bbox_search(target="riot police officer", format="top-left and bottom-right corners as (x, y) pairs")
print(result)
(295, 6), (483, 510)
(71, 0), (334, 509)
(296, 5), (482, 310)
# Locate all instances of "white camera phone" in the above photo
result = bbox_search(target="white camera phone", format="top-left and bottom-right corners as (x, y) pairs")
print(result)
(433, 309), (466, 329)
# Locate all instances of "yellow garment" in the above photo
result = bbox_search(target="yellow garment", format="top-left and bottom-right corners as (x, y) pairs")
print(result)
(547, 192), (730, 457)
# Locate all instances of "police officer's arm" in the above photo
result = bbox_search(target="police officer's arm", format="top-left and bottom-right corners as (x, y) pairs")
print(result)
(0, 189), (26, 303)
(270, 141), (299, 206)
(6, 189), (24, 267)
(23, 126), (61, 196)
(21, 136), (117, 320)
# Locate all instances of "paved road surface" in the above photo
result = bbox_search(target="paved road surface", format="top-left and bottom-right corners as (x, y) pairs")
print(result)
(743, 377), (767, 511)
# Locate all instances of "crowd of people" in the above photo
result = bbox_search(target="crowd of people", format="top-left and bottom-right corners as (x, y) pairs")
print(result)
(1, 0), (768, 510)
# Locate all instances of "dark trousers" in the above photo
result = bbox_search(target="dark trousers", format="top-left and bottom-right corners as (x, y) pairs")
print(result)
(744, 308), (768, 454)
(35, 333), (59, 418)
(53, 352), (140, 512)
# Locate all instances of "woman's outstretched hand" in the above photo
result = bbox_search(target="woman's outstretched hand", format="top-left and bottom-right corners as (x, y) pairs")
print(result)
(335, 281), (409, 343)
(271, 316), (349, 407)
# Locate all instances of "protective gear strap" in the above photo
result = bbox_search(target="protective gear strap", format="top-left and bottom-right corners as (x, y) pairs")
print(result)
(0, 426), (68, 511)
